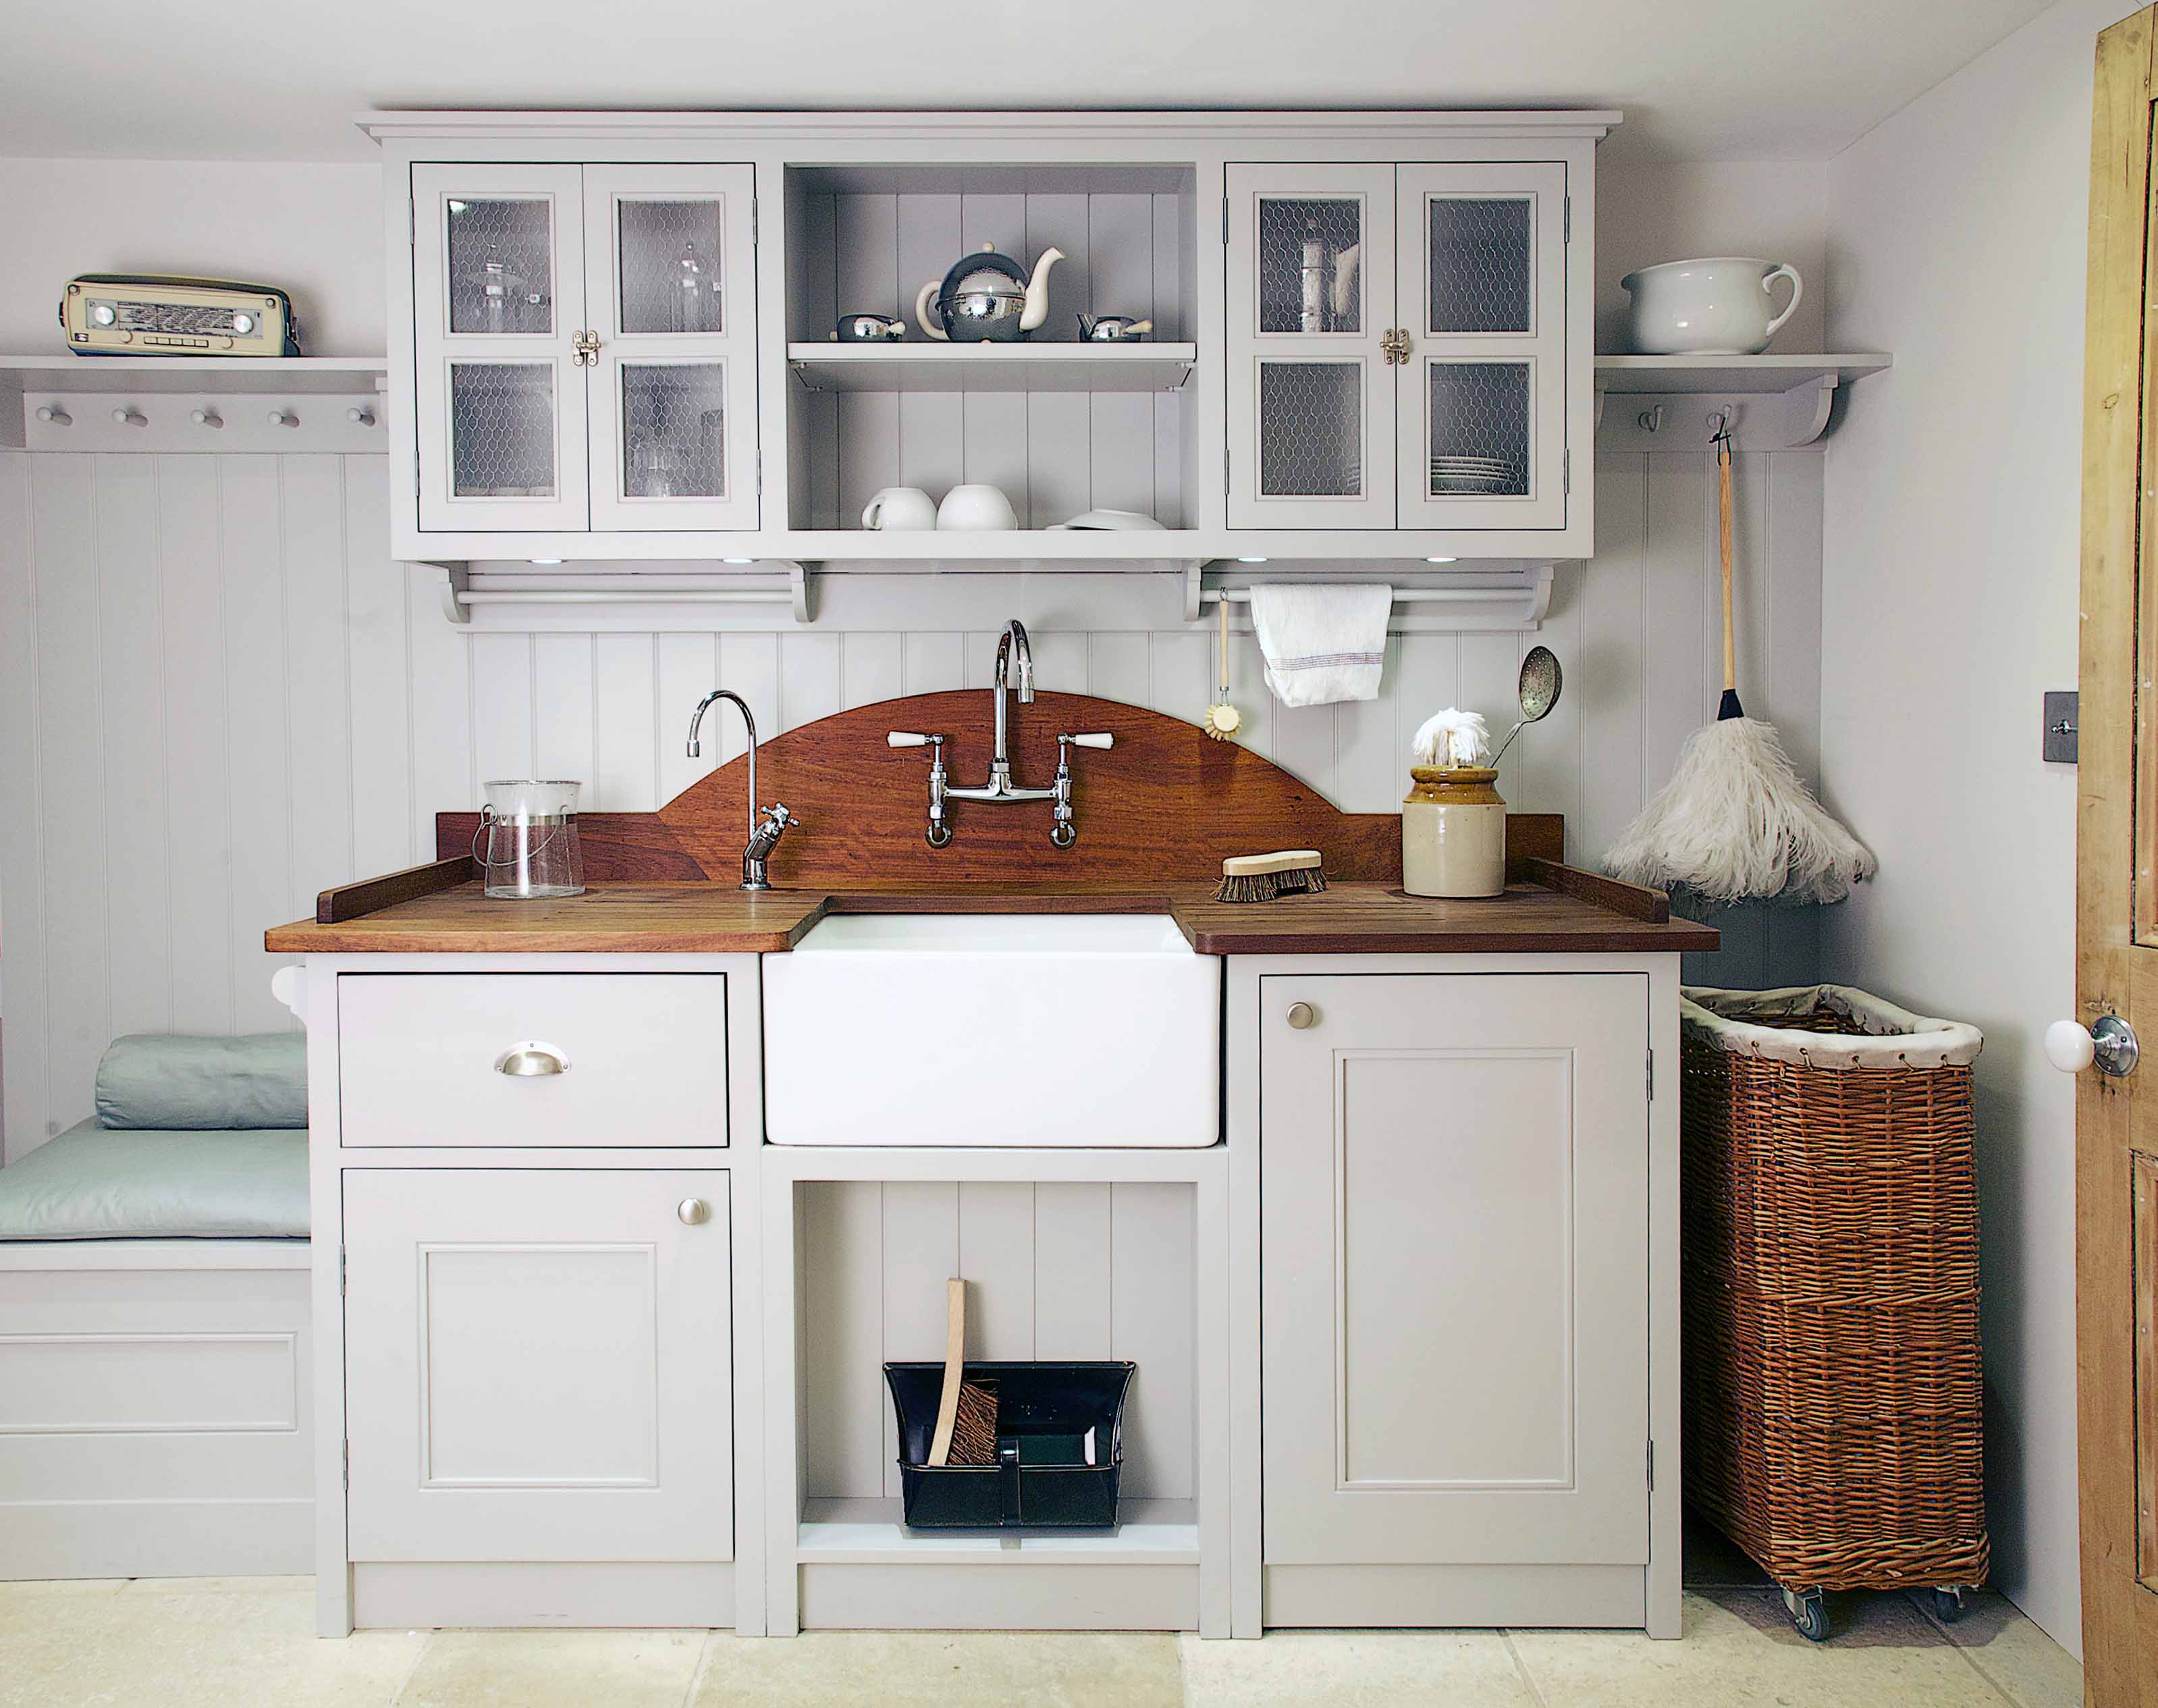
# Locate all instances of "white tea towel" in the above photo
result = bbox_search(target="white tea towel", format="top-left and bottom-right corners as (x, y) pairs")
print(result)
(1247, 583), (1393, 707)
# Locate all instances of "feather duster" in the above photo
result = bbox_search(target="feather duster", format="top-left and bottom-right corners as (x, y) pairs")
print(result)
(1603, 716), (1877, 905)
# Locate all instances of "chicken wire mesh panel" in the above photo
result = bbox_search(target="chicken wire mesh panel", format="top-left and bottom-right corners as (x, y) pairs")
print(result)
(450, 363), (557, 498)
(617, 199), (726, 336)
(1428, 362), (1529, 497)
(447, 198), (554, 336)
(620, 363), (727, 499)
(1257, 197), (1364, 334)
(1425, 198), (1533, 335)
(1260, 361), (1364, 496)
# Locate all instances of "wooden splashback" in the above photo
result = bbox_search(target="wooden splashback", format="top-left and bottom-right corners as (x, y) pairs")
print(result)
(436, 691), (1561, 888)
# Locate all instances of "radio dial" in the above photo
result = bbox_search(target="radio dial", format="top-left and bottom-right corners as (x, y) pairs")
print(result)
(88, 302), (116, 327)
(232, 311), (257, 335)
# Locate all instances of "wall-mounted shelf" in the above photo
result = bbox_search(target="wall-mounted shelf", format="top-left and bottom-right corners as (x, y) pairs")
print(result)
(788, 342), (1196, 394)
(0, 354), (390, 394)
(1593, 352), (1891, 451)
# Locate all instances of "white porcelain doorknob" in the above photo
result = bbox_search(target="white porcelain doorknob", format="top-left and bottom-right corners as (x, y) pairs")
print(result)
(2046, 1015), (2139, 1077)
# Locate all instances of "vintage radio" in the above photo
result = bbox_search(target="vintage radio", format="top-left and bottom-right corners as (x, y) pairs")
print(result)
(59, 275), (302, 356)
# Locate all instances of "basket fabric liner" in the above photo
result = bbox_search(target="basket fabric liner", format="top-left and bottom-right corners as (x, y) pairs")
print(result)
(1680, 984), (1983, 1071)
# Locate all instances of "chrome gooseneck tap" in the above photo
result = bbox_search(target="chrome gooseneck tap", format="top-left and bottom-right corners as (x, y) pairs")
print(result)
(686, 688), (799, 891)
(888, 618), (1113, 849)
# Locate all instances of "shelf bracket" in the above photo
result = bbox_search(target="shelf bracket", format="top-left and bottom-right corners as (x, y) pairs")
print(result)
(782, 559), (813, 625)
(437, 564), (471, 626)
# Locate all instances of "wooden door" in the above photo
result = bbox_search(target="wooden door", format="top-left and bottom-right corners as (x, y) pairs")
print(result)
(1260, 972), (1650, 1566)
(2074, 10), (2158, 1698)
(343, 1169), (731, 1564)
(1394, 163), (1569, 532)
(412, 163), (591, 533)
(583, 165), (761, 531)
(1224, 164), (1397, 529)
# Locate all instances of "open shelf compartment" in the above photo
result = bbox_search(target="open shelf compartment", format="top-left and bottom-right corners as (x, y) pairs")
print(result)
(782, 162), (1202, 535)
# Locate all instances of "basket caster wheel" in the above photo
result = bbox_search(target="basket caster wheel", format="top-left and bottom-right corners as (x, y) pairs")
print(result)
(1783, 1586), (1829, 1643)
(1929, 1587), (1969, 1624)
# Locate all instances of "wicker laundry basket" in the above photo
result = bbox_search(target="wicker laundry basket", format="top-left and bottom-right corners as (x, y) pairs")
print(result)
(1679, 985), (1988, 1640)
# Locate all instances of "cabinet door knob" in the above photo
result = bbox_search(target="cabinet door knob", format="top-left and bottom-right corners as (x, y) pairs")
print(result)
(494, 1041), (569, 1076)
(1286, 1001), (1318, 1030)
(2045, 1015), (2138, 1077)
(677, 1198), (711, 1226)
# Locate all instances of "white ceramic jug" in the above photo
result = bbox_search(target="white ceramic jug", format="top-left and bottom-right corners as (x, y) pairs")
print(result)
(861, 486), (937, 531)
(1621, 257), (1804, 355)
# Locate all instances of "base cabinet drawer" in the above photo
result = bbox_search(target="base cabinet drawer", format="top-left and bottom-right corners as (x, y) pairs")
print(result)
(342, 1168), (732, 1564)
(337, 973), (728, 1147)
(1260, 971), (1650, 1569)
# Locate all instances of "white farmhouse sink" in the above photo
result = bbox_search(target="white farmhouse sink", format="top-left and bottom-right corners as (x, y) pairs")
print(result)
(763, 913), (1220, 1146)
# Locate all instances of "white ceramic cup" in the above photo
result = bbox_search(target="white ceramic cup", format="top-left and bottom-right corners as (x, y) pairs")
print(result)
(1620, 257), (1804, 355)
(936, 483), (1019, 531)
(861, 486), (938, 531)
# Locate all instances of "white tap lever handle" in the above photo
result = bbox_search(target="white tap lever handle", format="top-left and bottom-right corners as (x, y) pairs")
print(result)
(1068, 732), (1114, 749)
(888, 731), (929, 747)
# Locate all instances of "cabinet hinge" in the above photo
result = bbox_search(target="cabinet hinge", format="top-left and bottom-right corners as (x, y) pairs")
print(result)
(1563, 196), (1571, 244)
(1224, 444), (1231, 497)
(1563, 448), (1572, 496)
(1646, 1439), (1654, 1491)
(339, 1244), (347, 1293)
(1646, 1048), (1654, 1102)
(342, 1441), (350, 1490)
(1222, 198), (1230, 246)
(408, 199), (416, 250)
(756, 447), (763, 496)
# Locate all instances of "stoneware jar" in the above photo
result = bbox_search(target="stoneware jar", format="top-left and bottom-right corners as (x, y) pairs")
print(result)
(1403, 766), (1506, 899)
(1620, 257), (1804, 355)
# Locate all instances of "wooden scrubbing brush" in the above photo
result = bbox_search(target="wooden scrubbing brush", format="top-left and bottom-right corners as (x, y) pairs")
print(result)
(1215, 849), (1328, 903)
(927, 1279), (1001, 1468)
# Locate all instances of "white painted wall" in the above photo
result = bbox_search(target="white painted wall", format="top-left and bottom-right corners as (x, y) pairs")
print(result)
(0, 159), (381, 357)
(0, 443), (1827, 1159)
(1820, 0), (2134, 1654)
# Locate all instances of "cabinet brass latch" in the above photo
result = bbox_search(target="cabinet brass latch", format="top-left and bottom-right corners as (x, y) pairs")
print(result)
(1380, 327), (1412, 366)
(571, 329), (601, 368)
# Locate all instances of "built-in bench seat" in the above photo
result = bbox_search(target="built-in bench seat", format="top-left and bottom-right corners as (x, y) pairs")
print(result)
(0, 1034), (314, 1580)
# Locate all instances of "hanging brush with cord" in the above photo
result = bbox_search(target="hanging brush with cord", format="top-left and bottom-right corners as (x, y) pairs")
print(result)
(1604, 414), (1875, 906)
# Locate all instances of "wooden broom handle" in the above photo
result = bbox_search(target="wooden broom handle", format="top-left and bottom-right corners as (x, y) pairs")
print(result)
(928, 1277), (966, 1468)
(1718, 437), (1736, 695)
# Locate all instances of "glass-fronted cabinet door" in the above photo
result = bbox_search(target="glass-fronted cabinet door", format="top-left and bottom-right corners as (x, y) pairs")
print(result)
(412, 165), (591, 533)
(1394, 164), (1568, 531)
(583, 166), (759, 532)
(1226, 165), (1397, 529)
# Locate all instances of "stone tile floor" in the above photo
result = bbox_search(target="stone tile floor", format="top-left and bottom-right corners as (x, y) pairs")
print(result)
(0, 1523), (2082, 1707)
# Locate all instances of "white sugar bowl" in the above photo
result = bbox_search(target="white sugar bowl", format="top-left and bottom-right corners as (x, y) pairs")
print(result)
(1621, 257), (1804, 355)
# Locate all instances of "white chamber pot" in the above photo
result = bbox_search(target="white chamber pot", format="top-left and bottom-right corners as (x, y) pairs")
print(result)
(1621, 257), (1804, 355)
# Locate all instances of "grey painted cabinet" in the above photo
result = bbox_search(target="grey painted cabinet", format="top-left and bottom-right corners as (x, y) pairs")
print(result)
(1259, 972), (1650, 1568)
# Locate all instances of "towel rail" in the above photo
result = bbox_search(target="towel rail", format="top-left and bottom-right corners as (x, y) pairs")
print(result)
(1187, 564), (1553, 631)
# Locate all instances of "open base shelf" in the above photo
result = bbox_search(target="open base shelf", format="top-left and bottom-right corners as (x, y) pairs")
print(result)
(798, 1497), (1199, 1565)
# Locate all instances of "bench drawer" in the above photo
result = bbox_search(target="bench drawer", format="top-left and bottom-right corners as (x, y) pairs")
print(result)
(338, 974), (728, 1148)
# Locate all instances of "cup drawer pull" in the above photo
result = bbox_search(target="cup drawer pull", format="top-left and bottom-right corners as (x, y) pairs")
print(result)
(495, 1041), (570, 1077)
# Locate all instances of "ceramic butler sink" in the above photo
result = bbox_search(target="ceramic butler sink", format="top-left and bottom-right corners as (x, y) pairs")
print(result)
(762, 913), (1220, 1146)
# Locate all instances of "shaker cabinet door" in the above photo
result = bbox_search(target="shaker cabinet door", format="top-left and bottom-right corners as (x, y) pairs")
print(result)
(342, 1169), (732, 1564)
(1226, 165), (1398, 529)
(1394, 163), (1569, 531)
(412, 164), (592, 533)
(1260, 973), (1648, 1567)
(583, 165), (761, 531)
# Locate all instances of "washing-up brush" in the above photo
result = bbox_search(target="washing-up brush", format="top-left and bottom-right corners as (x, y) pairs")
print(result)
(1215, 849), (1328, 903)
(927, 1280), (1002, 1469)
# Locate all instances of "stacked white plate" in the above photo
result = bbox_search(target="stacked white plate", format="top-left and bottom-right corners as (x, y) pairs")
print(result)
(1429, 454), (1521, 493)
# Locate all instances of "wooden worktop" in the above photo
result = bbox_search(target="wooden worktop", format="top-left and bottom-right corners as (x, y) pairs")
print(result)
(267, 872), (1718, 957)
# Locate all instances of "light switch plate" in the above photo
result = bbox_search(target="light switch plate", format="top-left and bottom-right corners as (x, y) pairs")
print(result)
(2044, 691), (2079, 764)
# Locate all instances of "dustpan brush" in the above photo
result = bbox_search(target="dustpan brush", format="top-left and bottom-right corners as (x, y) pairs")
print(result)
(1604, 424), (1875, 907)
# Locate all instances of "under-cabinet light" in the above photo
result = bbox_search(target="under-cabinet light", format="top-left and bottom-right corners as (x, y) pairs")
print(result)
(722, 557), (754, 565)
(1425, 555), (1458, 563)
(529, 558), (562, 566)
(1237, 555), (1268, 564)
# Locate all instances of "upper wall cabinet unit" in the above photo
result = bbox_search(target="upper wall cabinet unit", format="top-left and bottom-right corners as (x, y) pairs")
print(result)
(1226, 164), (1569, 533)
(366, 111), (1611, 566)
(410, 162), (759, 537)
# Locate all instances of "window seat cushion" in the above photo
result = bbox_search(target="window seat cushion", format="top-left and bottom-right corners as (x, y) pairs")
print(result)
(0, 1121), (307, 1241)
